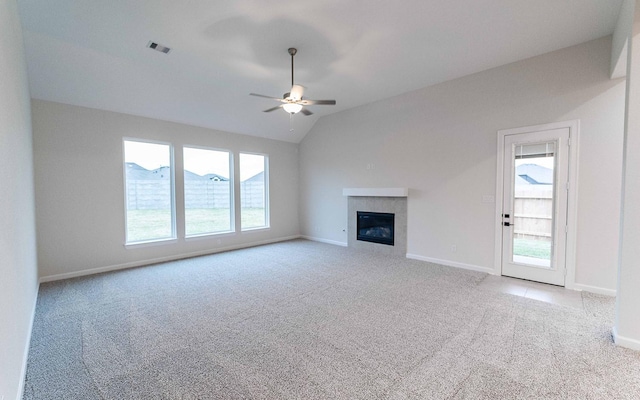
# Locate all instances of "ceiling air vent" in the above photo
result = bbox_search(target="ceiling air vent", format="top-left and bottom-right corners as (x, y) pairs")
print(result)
(147, 41), (171, 54)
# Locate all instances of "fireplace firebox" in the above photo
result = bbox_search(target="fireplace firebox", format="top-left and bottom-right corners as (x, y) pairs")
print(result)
(357, 211), (395, 246)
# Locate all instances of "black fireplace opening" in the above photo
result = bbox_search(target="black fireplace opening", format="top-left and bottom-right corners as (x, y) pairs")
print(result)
(357, 211), (395, 246)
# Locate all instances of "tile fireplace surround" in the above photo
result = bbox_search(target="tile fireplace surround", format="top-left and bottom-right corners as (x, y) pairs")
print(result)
(344, 188), (408, 256)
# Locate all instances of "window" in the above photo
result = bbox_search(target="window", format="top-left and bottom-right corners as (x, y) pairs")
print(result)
(240, 153), (269, 230)
(124, 139), (175, 243)
(183, 147), (233, 236)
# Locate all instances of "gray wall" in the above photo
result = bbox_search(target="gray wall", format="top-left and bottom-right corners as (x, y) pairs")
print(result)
(0, 1), (39, 398)
(33, 100), (300, 279)
(300, 36), (625, 293)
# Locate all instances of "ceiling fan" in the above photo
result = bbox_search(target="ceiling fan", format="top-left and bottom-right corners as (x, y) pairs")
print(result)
(250, 48), (336, 116)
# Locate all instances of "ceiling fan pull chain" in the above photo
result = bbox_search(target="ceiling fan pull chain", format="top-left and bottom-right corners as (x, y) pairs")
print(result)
(289, 112), (294, 132)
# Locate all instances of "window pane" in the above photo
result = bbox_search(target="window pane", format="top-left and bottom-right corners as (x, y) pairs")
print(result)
(184, 147), (232, 236)
(124, 140), (174, 243)
(240, 153), (268, 230)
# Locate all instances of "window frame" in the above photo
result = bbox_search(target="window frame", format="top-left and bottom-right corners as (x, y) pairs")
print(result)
(239, 152), (270, 231)
(182, 145), (235, 238)
(123, 138), (176, 246)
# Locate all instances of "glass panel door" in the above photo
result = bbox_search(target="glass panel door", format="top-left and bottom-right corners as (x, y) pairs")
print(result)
(501, 128), (569, 286)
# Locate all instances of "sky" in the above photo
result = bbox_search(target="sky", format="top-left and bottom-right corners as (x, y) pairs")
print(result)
(183, 147), (229, 177)
(124, 140), (265, 181)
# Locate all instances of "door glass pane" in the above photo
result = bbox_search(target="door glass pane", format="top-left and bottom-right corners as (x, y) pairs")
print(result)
(512, 142), (555, 267)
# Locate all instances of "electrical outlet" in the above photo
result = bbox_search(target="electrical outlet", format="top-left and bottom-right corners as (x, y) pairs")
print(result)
(451, 245), (457, 253)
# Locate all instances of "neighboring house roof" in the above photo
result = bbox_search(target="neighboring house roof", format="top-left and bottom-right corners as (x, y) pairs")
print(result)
(125, 162), (169, 180)
(516, 163), (553, 185)
(244, 171), (264, 183)
(202, 173), (228, 182)
(126, 162), (228, 181)
(515, 175), (532, 185)
(184, 171), (229, 181)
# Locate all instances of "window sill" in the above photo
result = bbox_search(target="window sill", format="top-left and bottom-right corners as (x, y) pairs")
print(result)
(185, 231), (236, 241)
(125, 238), (177, 248)
(241, 226), (271, 233)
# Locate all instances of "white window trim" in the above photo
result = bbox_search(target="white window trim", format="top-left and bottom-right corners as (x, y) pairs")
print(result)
(239, 152), (270, 231)
(123, 137), (176, 245)
(183, 145), (235, 238)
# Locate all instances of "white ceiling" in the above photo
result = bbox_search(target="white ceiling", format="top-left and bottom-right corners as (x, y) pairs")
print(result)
(18, 0), (623, 143)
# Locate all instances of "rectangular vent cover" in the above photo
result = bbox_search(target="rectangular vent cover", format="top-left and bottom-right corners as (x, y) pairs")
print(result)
(147, 41), (171, 54)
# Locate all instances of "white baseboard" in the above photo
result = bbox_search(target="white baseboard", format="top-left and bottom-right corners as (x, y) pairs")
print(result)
(613, 327), (640, 351)
(39, 235), (302, 283)
(405, 254), (494, 274)
(573, 283), (616, 297)
(18, 282), (39, 400)
(301, 236), (348, 247)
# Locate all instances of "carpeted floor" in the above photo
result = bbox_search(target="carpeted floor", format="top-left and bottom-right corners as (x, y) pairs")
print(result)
(23, 239), (640, 399)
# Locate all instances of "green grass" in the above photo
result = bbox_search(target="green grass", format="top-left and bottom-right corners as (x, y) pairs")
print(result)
(126, 208), (266, 242)
(240, 208), (266, 230)
(126, 209), (173, 242)
(185, 208), (232, 236)
(513, 238), (551, 259)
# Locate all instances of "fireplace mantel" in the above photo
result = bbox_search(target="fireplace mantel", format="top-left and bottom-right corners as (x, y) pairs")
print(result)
(342, 188), (408, 197)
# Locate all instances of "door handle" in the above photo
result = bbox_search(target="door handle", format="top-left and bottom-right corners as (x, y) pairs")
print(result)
(502, 213), (511, 227)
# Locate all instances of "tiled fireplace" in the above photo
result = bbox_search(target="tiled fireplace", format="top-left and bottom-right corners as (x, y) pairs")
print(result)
(344, 188), (408, 256)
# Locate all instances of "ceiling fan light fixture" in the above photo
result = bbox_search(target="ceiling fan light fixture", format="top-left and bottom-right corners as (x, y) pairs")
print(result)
(283, 103), (303, 114)
(249, 48), (335, 118)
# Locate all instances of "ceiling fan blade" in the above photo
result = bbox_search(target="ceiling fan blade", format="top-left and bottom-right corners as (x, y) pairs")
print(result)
(263, 105), (283, 112)
(252, 48), (336, 118)
(290, 85), (305, 101)
(250, 93), (281, 101)
(300, 99), (336, 106)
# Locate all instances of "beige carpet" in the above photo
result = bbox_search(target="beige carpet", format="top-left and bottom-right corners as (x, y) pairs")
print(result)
(23, 239), (640, 399)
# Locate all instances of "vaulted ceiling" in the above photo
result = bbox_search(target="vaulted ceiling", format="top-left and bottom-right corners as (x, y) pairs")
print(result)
(18, 0), (623, 143)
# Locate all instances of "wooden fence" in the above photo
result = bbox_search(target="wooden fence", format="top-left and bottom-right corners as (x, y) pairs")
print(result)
(125, 180), (265, 210)
(513, 186), (552, 241)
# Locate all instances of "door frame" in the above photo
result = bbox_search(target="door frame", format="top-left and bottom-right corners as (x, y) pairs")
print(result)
(494, 120), (580, 289)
